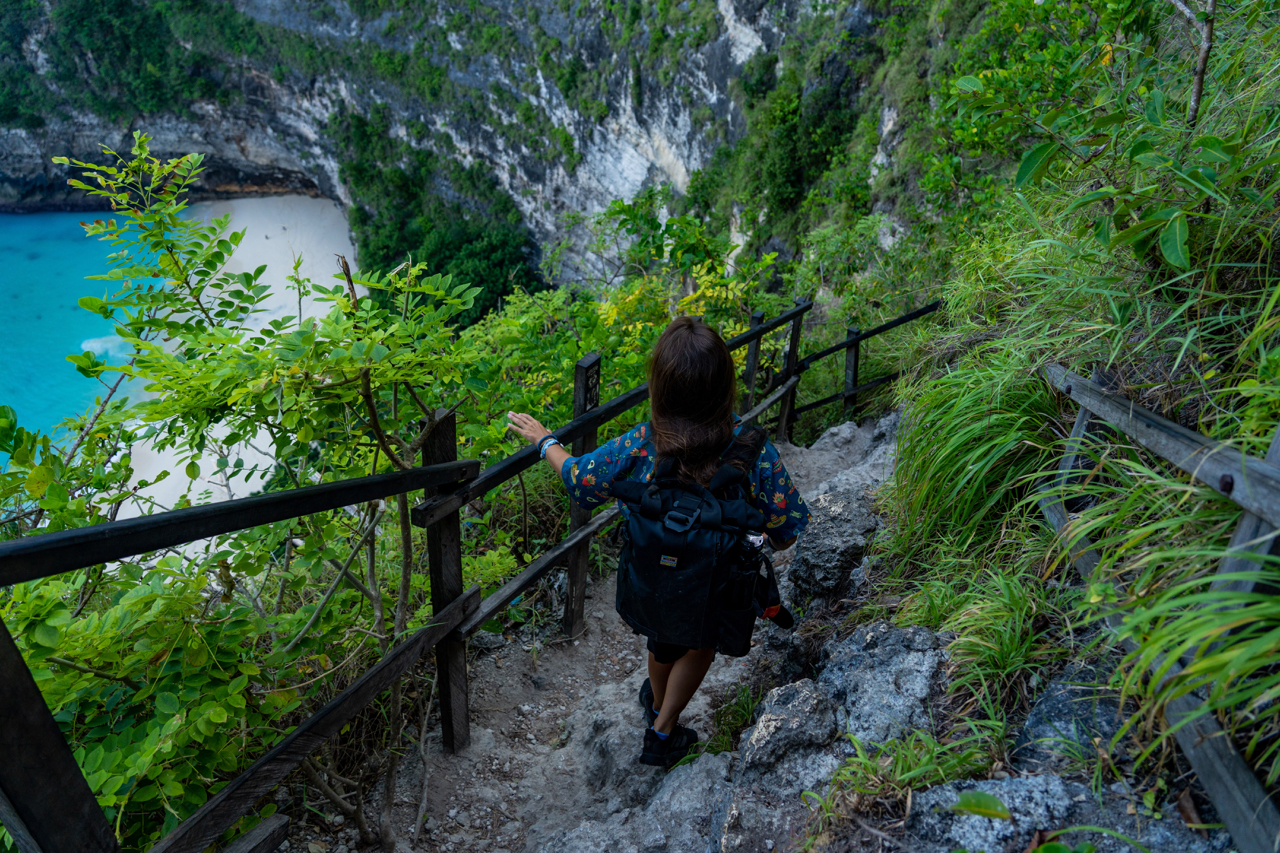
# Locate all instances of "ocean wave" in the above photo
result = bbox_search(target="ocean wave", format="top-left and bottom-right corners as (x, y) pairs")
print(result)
(79, 335), (133, 359)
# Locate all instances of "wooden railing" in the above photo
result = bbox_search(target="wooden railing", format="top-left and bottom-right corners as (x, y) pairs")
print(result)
(0, 297), (938, 853)
(1038, 365), (1280, 853)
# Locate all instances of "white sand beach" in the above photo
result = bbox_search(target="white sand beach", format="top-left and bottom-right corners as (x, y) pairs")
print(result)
(122, 194), (357, 516)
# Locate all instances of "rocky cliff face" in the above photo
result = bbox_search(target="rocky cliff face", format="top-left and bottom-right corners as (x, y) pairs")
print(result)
(0, 0), (807, 264)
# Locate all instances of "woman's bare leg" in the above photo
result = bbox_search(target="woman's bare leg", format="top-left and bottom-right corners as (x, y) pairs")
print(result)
(648, 654), (675, 717)
(651, 648), (716, 734)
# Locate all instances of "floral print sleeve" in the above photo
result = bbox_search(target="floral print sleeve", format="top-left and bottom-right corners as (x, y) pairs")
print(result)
(560, 423), (653, 511)
(749, 439), (809, 541)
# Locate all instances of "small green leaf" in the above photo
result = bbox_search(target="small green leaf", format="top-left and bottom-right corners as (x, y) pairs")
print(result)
(1126, 139), (1155, 161)
(1194, 135), (1233, 163)
(955, 75), (984, 93)
(156, 693), (180, 715)
(464, 377), (489, 392)
(25, 465), (54, 498)
(1015, 142), (1059, 187)
(1064, 187), (1117, 215)
(83, 745), (105, 773)
(949, 790), (1012, 820)
(38, 481), (69, 510)
(31, 622), (62, 648)
(1159, 213), (1190, 268)
(207, 707), (229, 724)
(1134, 150), (1174, 169)
(186, 644), (209, 667)
(185, 461), (200, 480)
(44, 608), (71, 627)
(1089, 111), (1127, 131)
(1144, 89), (1166, 125)
(77, 296), (109, 317)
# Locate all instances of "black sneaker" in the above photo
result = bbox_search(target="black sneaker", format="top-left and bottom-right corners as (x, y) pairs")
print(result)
(640, 725), (699, 767)
(639, 677), (658, 727)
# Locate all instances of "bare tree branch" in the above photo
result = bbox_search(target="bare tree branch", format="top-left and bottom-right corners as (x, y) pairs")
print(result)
(1187, 0), (1215, 126)
(48, 656), (141, 690)
(359, 369), (411, 470)
(280, 508), (384, 655)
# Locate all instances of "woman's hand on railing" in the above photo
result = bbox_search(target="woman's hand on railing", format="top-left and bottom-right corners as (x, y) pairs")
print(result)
(507, 412), (571, 475)
(506, 412), (550, 444)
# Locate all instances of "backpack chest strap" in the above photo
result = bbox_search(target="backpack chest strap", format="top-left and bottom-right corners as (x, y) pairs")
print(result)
(658, 492), (701, 569)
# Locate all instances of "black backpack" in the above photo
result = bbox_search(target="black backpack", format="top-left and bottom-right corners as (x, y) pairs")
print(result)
(610, 426), (791, 657)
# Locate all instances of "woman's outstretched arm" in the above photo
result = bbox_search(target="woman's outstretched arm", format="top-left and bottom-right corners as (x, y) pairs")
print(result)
(507, 412), (570, 475)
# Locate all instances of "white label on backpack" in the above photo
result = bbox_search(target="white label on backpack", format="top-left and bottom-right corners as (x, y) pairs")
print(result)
(660, 554), (678, 567)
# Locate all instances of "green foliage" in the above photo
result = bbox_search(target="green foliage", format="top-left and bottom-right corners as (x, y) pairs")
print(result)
(874, 0), (1280, 801)
(334, 107), (544, 326)
(684, 14), (877, 253)
(673, 683), (764, 766)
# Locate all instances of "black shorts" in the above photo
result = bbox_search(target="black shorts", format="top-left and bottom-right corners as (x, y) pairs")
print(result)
(647, 637), (692, 664)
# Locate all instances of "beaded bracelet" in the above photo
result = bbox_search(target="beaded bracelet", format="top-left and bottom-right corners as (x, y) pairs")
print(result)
(538, 435), (561, 459)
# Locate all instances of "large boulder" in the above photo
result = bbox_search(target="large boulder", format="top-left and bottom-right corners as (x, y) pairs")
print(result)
(817, 621), (944, 746)
(789, 488), (880, 597)
(739, 679), (841, 791)
(811, 412), (899, 498)
(539, 752), (734, 853)
(776, 412), (899, 500)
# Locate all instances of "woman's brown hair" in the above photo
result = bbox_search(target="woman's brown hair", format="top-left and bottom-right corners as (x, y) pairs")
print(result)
(648, 316), (737, 484)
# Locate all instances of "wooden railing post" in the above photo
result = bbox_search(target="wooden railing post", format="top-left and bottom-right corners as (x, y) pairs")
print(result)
(422, 410), (469, 752)
(0, 618), (119, 853)
(843, 326), (861, 421)
(563, 354), (601, 639)
(774, 299), (806, 442)
(740, 310), (764, 415)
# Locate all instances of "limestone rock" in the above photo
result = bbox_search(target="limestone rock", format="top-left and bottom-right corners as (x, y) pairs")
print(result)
(776, 412), (899, 501)
(905, 775), (1227, 853)
(536, 752), (733, 853)
(788, 488), (879, 597)
(740, 679), (838, 779)
(909, 775), (1077, 853)
(1011, 664), (1124, 772)
(817, 621), (944, 745)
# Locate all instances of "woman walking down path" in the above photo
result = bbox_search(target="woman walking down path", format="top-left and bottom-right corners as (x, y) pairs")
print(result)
(507, 316), (809, 766)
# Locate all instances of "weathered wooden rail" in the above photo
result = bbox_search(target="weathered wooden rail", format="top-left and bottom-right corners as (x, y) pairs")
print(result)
(1037, 364), (1280, 853)
(0, 297), (938, 853)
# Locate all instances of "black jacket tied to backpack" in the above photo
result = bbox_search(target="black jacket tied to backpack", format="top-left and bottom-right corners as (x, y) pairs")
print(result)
(609, 426), (789, 657)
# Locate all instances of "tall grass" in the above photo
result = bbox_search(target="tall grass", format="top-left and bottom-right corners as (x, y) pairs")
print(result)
(893, 346), (1061, 553)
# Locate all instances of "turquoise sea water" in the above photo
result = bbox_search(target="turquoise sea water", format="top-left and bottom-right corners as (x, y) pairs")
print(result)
(0, 212), (126, 439)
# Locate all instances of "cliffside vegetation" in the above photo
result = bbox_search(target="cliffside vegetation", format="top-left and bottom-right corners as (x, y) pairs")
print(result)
(794, 0), (1280, 839)
(4, 0), (1280, 848)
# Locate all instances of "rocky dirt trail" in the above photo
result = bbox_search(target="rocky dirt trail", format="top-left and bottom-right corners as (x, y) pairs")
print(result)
(277, 412), (1230, 853)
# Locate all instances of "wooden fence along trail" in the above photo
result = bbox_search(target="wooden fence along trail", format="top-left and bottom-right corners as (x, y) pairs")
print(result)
(2, 300), (1272, 853)
(1039, 365), (1280, 853)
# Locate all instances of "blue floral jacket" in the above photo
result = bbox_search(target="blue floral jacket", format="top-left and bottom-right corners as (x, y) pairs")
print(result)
(560, 421), (809, 541)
